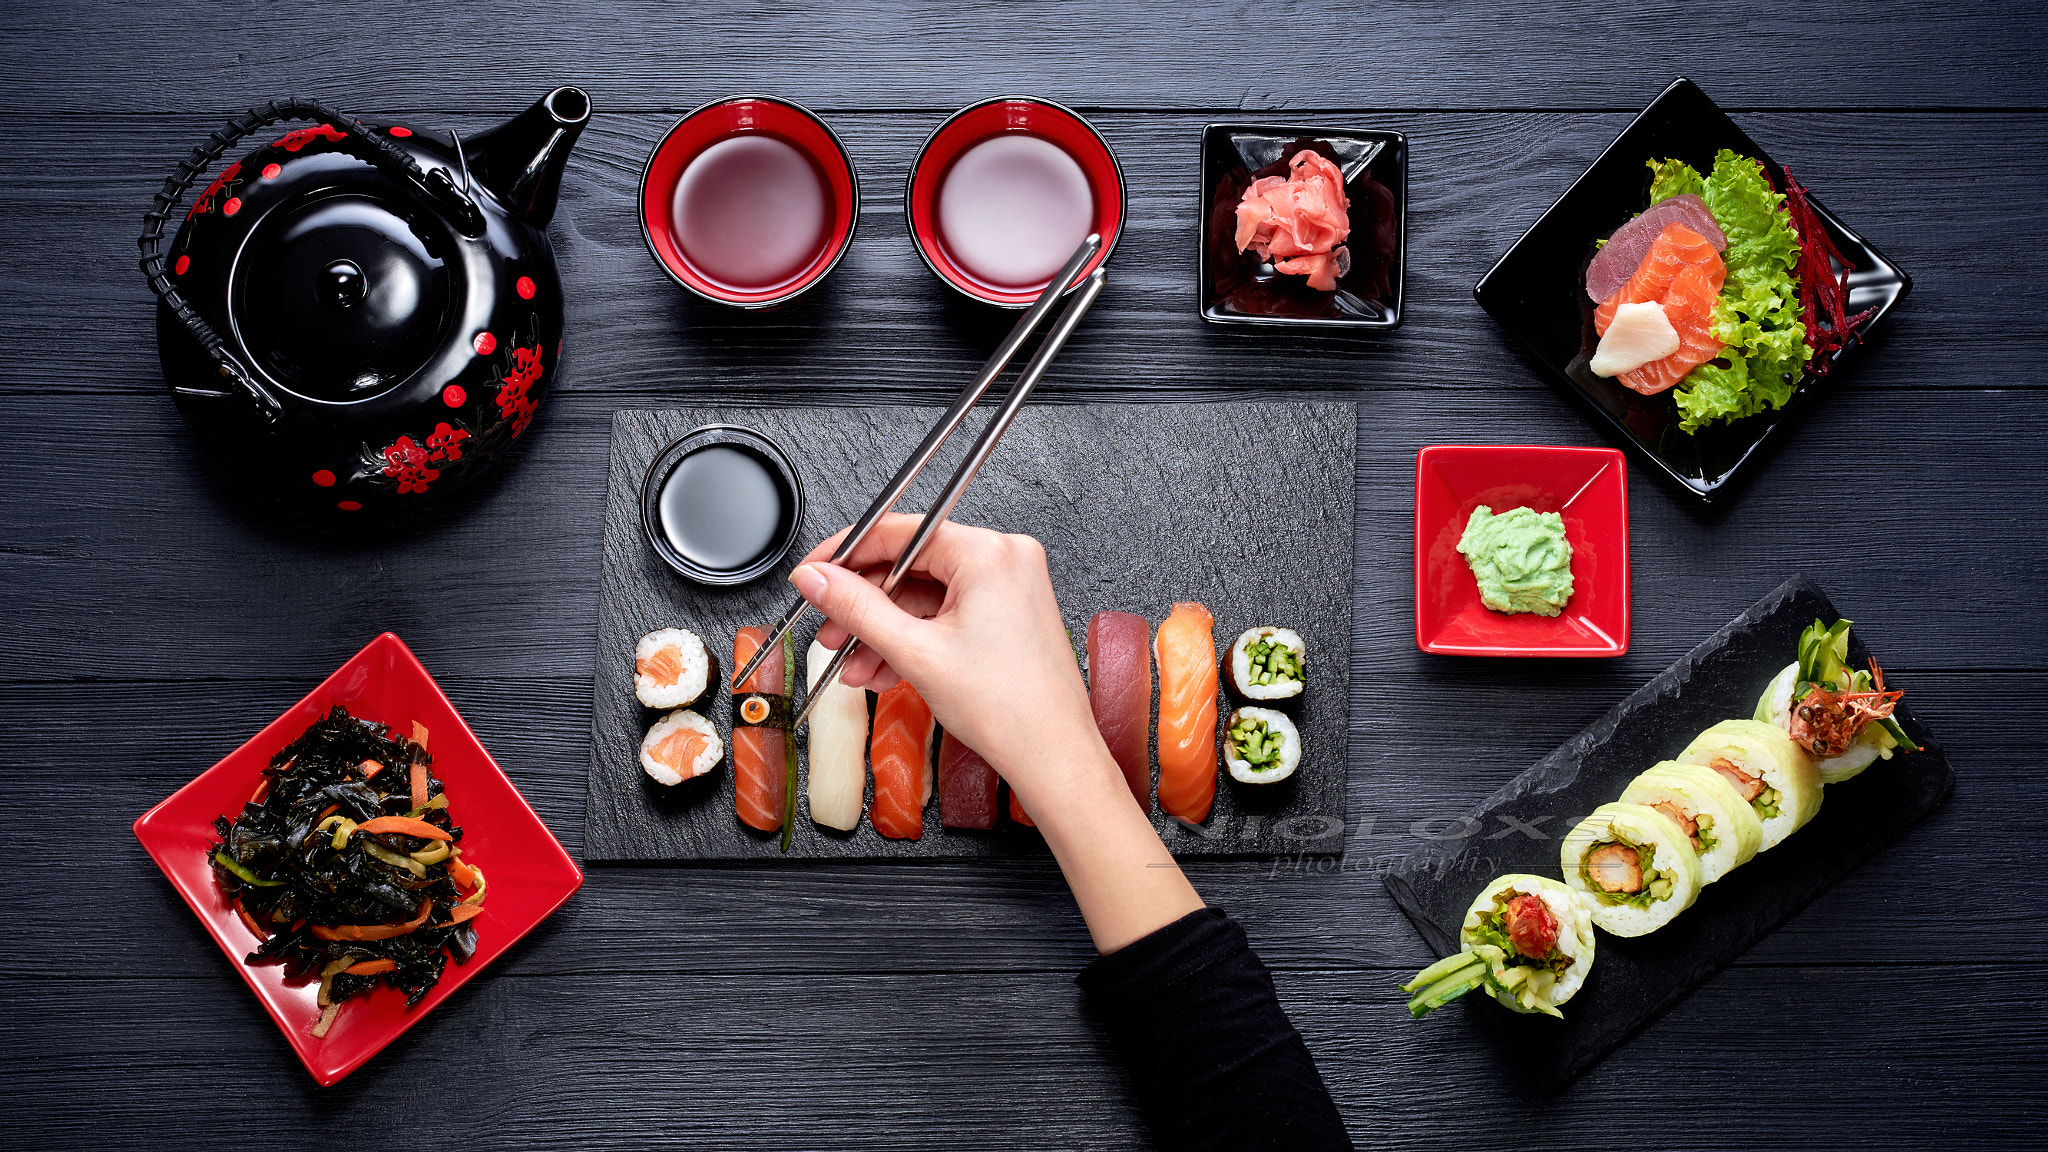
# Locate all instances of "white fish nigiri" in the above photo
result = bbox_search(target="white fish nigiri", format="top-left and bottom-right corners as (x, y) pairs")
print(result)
(1589, 300), (1680, 378)
(805, 639), (869, 831)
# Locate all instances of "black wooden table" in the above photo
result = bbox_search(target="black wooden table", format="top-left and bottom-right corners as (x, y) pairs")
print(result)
(5, 3), (2045, 1147)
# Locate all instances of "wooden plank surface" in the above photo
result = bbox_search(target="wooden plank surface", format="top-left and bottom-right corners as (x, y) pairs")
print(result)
(3, 0), (2046, 1145)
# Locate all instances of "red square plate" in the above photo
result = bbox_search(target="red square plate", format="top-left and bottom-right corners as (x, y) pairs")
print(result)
(1414, 445), (1630, 656)
(132, 632), (583, 1086)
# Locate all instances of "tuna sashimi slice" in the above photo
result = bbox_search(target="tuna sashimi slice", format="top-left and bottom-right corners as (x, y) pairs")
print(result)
(938, 731), (1000, 830)
(1087, 611), (1153, 813)
(1585, 193), (1727, 303)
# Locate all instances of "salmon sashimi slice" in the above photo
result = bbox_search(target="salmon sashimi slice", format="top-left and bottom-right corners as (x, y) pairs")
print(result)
(653, 727), (709, 768)
(870, 680), (934, 840)
(1154, 603), (1219, 823)
(938, 731), (1000, 830)
(732, 626), (787, 833)
(636, 646), (683, 684)
(1008, 788), (1035, 828)
(1592, 223), (1727, 396)
(1088, 611), (1153, 813)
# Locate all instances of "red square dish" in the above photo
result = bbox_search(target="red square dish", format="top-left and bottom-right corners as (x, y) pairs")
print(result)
(132, 633), (583, 1086)
(1414, 445), (1630, 657)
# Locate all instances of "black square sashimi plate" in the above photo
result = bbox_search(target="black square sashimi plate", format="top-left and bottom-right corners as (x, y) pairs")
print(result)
(1382, 575), (1954, 1091)
(1199, 123), (1406, 330)
(1474, 78), (1911, 501)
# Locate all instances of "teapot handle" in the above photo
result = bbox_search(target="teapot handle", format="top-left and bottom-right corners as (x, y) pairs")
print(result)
(138, 98), (487, 425)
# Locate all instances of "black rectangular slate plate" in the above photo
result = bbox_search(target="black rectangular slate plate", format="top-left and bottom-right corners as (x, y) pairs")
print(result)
(1382, 574), (1953, 1091)
(1473, 77), (1911, 502)
(1199, 123), (1407, 329)
(586, 403), (1356, 863)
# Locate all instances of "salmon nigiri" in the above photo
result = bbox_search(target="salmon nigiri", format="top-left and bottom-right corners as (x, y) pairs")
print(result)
(1592, 223), (1727, 396)
(870, 680), (935, 839)
(1155, 603), (1219, 823)
(731, 627), (788, 833)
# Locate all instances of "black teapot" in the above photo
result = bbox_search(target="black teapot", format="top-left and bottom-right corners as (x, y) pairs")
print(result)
(141, 89), (589, 512)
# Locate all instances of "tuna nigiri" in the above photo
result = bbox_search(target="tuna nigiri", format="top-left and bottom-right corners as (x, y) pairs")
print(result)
(870, 680), (934, 840)
(938, 731), (1000, 830)
(1155, 602), (1219, 823)
(805, 639), (868, 832)
(1088, 611), (1152, 812)
(731, 627), (788, 834)
(1593, 224), (1727, 396)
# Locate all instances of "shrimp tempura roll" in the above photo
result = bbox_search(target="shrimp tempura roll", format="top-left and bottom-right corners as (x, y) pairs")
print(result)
(1561, 802), (1703, 937)
(1402, 874), (1595, 1019)
(1678, 719), (1822, 851)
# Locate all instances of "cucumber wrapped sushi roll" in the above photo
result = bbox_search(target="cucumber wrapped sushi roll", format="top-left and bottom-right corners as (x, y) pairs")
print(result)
(1619, 761), (1763, 884)
(1224, 707), (1300, 783)
(1678, 719), (1823, 851)
(1560, 803), (1703, 937)
(1227, 626), (1304, 700)
(1756, 618), (1919, 783)
(1401, 874), (1596, 1019)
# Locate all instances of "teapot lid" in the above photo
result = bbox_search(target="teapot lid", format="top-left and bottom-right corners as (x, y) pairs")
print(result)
(232, 189), (461, 402)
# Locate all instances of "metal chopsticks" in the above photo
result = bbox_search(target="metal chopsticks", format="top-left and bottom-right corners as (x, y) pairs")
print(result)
(726, 232), (1104, 694)
(787, 265), (1109, 732)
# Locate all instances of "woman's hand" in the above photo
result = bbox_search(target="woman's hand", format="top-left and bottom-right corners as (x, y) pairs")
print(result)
(789, 514), (1204, 953)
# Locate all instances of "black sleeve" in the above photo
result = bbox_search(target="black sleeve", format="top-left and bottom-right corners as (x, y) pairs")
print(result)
(1076, 907), (1354, 1151)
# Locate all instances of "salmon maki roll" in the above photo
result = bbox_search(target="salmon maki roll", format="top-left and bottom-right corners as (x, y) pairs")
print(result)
(870, 680), (934, 839)
(938, 730), (1000, 830)
(639, 708), (722, 786)
(634, 627), (713, 709)
(731, 626), (788, 834)
(1088, 611), (1152, 812)
(1155, 602), (1219, 823)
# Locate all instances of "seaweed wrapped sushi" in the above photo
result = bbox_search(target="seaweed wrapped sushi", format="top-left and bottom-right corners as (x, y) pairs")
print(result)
(1227, 626), (1304, 700)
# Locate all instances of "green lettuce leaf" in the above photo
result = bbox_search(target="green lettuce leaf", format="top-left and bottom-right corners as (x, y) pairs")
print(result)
(1651, 149), (1813, 433)
(1647, 159), (1706, 203)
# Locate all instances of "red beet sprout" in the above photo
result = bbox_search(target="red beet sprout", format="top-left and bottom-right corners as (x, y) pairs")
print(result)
(1780, 166), (1873, 374)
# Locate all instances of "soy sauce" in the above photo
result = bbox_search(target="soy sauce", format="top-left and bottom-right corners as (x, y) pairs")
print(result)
(657, 445), (789, 573)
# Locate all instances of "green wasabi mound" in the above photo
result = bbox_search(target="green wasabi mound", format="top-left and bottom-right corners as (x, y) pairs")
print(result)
(1456, 505), (1574, 617)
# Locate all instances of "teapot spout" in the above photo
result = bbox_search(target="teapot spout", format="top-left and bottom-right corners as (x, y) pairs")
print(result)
(467, 87), (591, 226)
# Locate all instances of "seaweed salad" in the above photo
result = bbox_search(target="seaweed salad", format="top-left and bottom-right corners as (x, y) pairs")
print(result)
(210, 706), (487, 1037)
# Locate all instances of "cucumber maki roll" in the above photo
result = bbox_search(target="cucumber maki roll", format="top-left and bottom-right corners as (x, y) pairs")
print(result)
(1560, 803), (1704, 937)
(1619, 760), (1764, 884)
(1228, 626), (1304, 700)
(1755, 618), (1918, 783)
(1223, 707), (1301, 783)
(1678, 719), (1823, 851)
(1401, 874), (1595, 1019)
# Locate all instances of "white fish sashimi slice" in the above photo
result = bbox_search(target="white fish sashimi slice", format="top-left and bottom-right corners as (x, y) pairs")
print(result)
(1590, 301), (1681, 377)
(805, 640), (869, 831)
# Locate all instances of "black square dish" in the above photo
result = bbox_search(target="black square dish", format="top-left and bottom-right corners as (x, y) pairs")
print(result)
(1473, 78), (1911, 501)
(1199, 124), (1406, 330)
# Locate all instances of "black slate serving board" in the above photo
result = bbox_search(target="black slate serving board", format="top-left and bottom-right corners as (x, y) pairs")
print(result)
(586, 404), (1355, 862)
(1383, 575), (1953, 1090)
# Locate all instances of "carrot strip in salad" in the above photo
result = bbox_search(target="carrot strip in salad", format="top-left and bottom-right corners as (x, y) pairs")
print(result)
(356, 815), (452, 840)
(344, 958), (399, 975)
(309, 899), (432, 942)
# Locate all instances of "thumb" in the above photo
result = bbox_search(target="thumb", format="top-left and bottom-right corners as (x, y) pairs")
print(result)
(790, 562), (928, 669)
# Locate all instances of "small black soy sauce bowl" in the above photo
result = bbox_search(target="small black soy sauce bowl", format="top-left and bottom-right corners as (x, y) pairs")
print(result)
(639, 425), (806, 586)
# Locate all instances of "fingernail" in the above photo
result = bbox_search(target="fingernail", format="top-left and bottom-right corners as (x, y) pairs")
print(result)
(789, 563), (826, 602)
